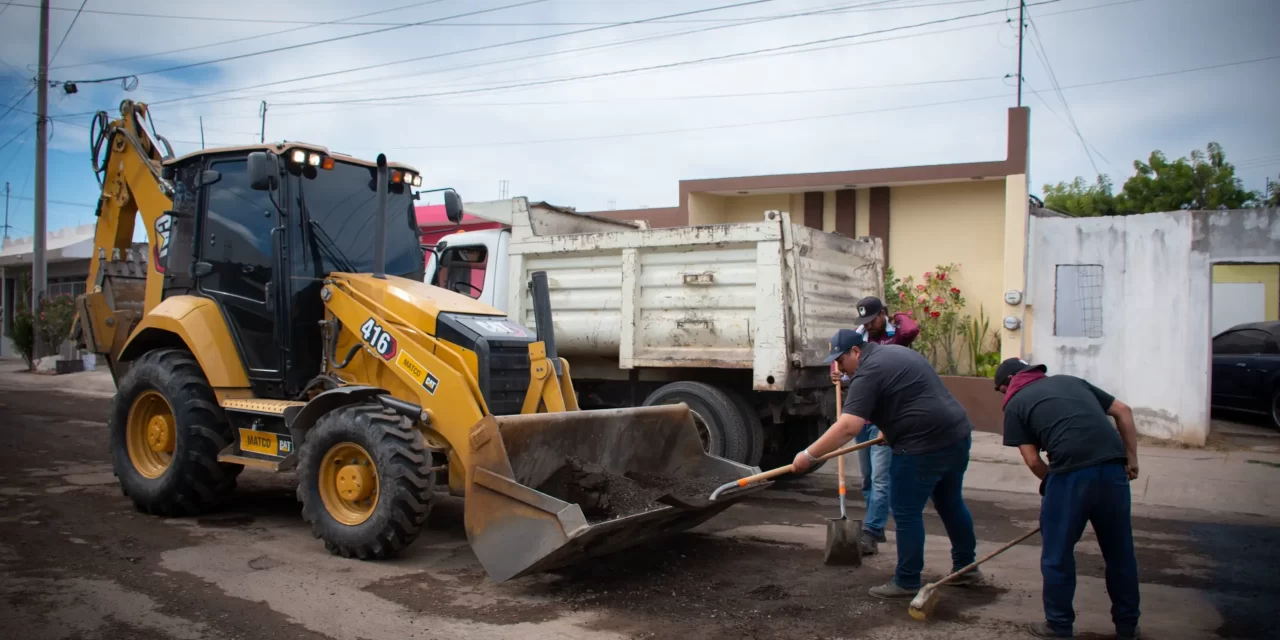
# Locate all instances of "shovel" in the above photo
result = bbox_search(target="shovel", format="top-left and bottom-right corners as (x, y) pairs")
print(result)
(656, 434), (887, 510)
(824, 380), (863, 566)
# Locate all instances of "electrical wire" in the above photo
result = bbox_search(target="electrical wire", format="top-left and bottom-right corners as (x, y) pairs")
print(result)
(278, 0), (1064, 107)
(8, 194), (97, 209)
(50, 0), (452, 72)
(54, 0), (821, 116)
(49, 0), (89, 65)
(1025, 4), (1103, 175)
(0, 126), (28, 153)
(0, 86), (34, 127)
(57, 0), (550, 87)
(5, 0), (975, 26)
(230, 0), (905, 104)
(371, 54), (1280, 151)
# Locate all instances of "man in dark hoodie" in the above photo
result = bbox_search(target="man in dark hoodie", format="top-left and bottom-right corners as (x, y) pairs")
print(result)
(995, 358), (1142, 640)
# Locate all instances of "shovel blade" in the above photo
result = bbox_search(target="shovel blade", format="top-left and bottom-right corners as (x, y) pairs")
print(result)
(823, 517), (864, 566)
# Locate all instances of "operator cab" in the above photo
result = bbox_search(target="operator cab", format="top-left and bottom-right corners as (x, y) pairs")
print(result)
(158, 143), (456, 399)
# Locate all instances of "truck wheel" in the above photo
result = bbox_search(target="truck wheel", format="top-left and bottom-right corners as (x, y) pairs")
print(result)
(642, 382), (751, 464)
(725, 390), (765, 467)
(298, 404), (434, 559)
(109, 348), (242, 516)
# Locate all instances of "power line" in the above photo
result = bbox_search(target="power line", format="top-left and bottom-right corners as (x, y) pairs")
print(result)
(49, 0), (89, 65)
(279, 0), (1064, 107)
(100, 0), (786, 112)
(232, 0), (904, 105)
(1025, 5), (1104, 175)
(375, 54), (1280, 151)
(50, 0), (452, 72)
(5, 0), (977, 26)
(0, 126), (29, 153)
(0, 86), (35, 127)
(8, 194), (96, 209)
(58, 0), (550, 86)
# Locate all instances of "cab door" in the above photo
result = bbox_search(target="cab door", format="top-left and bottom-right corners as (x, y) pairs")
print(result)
(195, 157), (286, 395)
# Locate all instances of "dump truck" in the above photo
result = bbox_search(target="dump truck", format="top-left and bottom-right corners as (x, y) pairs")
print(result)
(425, 198), (884, 468)
(72, 101), (762, 582)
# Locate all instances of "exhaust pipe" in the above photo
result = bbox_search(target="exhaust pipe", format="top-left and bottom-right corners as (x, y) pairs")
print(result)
(529, 271), (560, 375)
(373, 153), (388, 279)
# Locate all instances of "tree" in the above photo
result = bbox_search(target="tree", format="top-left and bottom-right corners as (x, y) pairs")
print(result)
(1116, 143), (1259, 213)
(1039, 142), (1262, 216)
(1042, 175), (1118, 217)
(1266, 175), (1280, 207)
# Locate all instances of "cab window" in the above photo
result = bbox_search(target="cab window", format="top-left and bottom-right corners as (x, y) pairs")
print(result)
(434, 246), (488, 299)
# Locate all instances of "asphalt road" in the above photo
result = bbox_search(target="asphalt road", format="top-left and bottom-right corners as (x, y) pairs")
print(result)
(1, 385), (1278, 640)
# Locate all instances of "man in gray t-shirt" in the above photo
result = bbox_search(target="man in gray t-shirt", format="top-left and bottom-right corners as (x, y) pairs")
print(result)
(792, 328), (980, 599)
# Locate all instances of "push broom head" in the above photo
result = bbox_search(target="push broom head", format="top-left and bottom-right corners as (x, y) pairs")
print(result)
(908, 583), (939, 621)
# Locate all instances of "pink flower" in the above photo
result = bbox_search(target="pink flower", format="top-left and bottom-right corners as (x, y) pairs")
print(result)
(917, 295), (928, 304)
(916, 284), (926, 292)
(936, 272), (947, 281)
(934, 296), (945, 304)
(898, 291), (907, 300)
(924, 272), (933, 280)
(931, 311), (941, 318)
(950, 287), (961, 294)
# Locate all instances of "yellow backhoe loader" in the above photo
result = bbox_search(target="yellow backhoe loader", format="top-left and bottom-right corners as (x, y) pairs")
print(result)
(73, 101), (763, 581)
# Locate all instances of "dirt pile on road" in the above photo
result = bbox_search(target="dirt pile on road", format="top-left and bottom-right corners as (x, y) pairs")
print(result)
(535, 457), (730, 521)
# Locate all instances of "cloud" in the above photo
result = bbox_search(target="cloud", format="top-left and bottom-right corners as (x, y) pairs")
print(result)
(0, 0), (1277, 231)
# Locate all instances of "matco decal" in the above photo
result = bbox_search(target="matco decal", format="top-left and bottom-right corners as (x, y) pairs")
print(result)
(152, 213), (173, 274)
(396, 351), (441, 395)
(359, 318), (397, 360)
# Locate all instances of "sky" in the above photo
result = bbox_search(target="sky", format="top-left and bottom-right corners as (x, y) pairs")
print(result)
(0, 0), (1278, 238)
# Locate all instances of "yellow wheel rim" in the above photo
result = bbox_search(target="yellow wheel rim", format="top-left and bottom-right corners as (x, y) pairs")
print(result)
(318, 442), (379, 526)
(126, 390), (176, 479)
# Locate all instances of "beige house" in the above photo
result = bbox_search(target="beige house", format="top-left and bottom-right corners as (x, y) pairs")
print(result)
(592, 107), (1033, 363)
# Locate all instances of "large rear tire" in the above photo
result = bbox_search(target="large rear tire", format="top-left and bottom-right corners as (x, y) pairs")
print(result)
(109, 348), (242, 516)
(725, 389), (765, 467)
(298, 404), (434, 559)
(642, 381), (751, 464)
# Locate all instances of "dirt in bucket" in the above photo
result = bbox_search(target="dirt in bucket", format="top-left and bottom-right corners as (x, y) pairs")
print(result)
(536, 457), (732, 522)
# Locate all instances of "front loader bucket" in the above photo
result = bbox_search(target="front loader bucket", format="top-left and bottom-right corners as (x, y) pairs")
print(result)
(463, 404), (764, 582)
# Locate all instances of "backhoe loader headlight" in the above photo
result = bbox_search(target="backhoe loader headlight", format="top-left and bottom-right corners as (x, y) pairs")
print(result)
(412, 174), (423, 187)
(290, 149), (307, 164)
(307, 153), (322, 167)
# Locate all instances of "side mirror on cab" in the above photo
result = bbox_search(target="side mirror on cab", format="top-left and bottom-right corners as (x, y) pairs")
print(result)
(444, 190), (464, 224)
(247, 151), (279, 191)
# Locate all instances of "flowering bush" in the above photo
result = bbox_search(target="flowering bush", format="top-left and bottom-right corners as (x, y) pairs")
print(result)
(887, 263), (967, 374)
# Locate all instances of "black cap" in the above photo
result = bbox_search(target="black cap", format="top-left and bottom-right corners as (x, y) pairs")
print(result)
(824, 328), (868, 364)
(854, 296), (886, 326)
(994, 358), (1047, 389)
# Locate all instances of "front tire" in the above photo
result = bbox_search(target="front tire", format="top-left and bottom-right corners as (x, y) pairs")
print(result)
(109, 348), (242, 516)
(298, 404), (434, 559)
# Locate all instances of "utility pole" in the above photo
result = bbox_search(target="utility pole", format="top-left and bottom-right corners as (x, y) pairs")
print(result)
(33, 0), (49, 317)
(199, 116), (205, 149)
(3, 182), (10, 239)
(258, 101), (267, 143)
(1016, 0), (1025, 107)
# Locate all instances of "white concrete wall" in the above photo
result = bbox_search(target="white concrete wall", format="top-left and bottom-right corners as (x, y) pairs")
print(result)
(1026, 208), (1280, 446)
(1026, 211), (1210, 444)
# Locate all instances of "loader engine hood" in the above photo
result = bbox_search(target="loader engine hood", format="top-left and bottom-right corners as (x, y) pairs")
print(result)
(336, 273), (535, 415)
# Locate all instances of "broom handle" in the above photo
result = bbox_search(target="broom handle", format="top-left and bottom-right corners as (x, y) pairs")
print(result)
(934, 526), (1042, 586)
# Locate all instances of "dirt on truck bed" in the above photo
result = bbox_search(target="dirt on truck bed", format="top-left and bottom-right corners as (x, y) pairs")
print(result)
(536, 457), (731, 521)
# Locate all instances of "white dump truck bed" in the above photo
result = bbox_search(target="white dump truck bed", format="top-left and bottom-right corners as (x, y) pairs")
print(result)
(471, 199), (883, 392)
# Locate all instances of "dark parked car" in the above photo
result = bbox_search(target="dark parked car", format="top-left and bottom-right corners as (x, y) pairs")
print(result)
(1211, 321), (1280, 429)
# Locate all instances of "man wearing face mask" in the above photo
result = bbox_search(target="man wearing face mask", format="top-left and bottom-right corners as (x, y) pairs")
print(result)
(828, 296), (919, 554)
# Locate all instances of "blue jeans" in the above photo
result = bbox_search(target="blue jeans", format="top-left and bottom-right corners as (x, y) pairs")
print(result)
(856, 424), (891, 536)
(1040, 462), (1140, 637)
(888, 436), (977, 589)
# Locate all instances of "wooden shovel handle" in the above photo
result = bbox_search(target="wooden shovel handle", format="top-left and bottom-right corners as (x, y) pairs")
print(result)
(730, 435), (886, 488)
(835, 380), (846, 494)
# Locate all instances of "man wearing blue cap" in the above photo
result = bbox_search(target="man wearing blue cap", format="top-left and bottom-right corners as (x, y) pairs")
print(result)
(794, 328), (981, 599)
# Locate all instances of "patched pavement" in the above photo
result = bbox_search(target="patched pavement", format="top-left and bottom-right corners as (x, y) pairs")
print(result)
(1, 386), (1277, 639)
